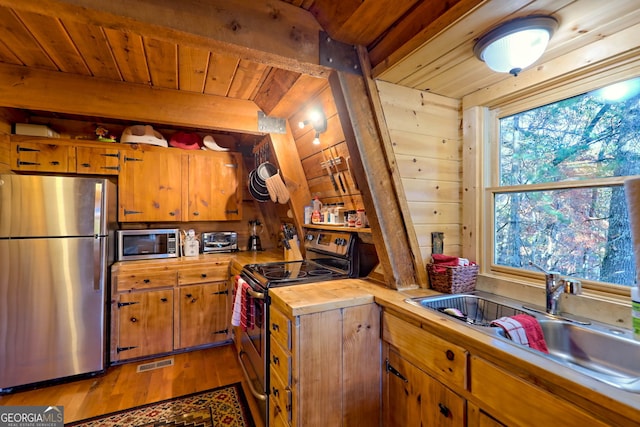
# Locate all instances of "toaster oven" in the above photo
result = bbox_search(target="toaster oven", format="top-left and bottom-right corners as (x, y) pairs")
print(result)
(202, 231), (238, 253)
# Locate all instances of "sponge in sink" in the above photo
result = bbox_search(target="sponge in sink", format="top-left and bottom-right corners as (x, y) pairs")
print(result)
(442, 307), (466, 318)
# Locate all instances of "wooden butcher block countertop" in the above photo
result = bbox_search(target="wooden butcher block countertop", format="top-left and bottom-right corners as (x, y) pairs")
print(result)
(270, 279), (640, 426)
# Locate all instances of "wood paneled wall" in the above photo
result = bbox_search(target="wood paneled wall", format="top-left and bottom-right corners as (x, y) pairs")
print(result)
(375, 80), (463, 262)
(291, 83), (365, 212)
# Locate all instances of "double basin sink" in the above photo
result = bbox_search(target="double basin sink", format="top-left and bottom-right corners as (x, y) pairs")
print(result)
(405, 291), (640, 393)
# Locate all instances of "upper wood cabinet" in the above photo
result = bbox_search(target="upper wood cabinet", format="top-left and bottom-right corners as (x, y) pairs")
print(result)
(10, 138), (74, 173)
(185, 151), (242, 221)
(118, 145), (183, 222)
(76, 146), (120, 175)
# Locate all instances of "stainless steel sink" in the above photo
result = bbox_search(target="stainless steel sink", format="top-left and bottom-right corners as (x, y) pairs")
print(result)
(539, 319), (640, 392)
(405, 292), (529, 328)
(405, 291), (640, 392)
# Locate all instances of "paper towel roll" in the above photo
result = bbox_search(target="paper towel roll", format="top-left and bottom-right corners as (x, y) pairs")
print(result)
(624, 177), (640, 283)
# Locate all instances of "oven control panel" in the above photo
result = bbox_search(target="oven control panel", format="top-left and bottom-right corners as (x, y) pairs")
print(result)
(303, 229), (353, 257)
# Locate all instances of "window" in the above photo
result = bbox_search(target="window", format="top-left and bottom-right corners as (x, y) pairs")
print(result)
(492, 76), (640, 289)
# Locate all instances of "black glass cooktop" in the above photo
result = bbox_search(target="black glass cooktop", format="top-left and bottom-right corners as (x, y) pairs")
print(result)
(242, 260), (347, 288)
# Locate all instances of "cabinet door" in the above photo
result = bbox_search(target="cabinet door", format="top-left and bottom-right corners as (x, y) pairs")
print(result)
(76, 146), (120, 175)
(119, 147), (182, 221)
(186, 152), (242, 221)
(116, 289), (173, 360)
(11, 140), (72, 172)
(385, 349), (465, 427)
(178, 282), (229, 348)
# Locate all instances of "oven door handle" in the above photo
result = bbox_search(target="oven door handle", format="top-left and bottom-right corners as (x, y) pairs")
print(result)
(241, 282), (266, 299)
(238, 350), (267, 401)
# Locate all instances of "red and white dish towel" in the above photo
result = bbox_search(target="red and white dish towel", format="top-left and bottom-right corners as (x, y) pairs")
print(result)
(431, 254), (474, 273)
(490, 314), (549, 354)
(231, 275), (255, 331)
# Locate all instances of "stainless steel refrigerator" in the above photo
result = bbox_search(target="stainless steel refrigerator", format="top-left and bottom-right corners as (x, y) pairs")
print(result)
(0, 174), (116, 391)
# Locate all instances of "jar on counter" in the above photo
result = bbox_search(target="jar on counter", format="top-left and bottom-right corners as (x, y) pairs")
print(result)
(347, 210), (357, 227)
(355, 209), (366, 228)
(334, 202), (346, 225)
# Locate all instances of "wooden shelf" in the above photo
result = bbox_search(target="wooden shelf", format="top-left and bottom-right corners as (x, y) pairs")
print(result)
(303, 223), (372, 234)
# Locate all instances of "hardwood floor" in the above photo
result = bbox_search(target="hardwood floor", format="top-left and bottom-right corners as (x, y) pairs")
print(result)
(0, 344), (265, 426)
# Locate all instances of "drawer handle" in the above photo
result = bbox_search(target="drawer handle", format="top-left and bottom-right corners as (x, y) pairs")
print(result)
(143, 279), (150, 284)
(438, 403), (450, 417)
(130, 317), (138, 323)
(445, 350), (455, 361)
(272, 323), (279, 331)
(201, 273), (207, 278)
(160, 298), (168, 302)
(272, 386), (279, 397)
(272, 355), (279, 365)
(186, 293), (193, 298)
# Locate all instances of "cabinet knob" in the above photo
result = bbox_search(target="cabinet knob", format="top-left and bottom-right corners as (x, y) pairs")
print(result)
(130, 317), (138, 323)
(169, 211), (176, 216)
(185, 293), (193, 298)
(201, 273), (207, 278)
(272, 355), (279, 365)
(160, 298), (168, 302)
(438, 403), (450, 417)
(143, 279), (150, 284)
(81, 163), (91, 168)
(271, 386), (279, 397)
(272, 323), (279, 331)
(193, 211), (199, 216)
(445, 350), (455, 361)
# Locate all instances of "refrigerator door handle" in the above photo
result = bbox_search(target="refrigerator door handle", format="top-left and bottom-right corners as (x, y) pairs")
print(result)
(93, 181), (104, 236)
(94, 237), (106, 292)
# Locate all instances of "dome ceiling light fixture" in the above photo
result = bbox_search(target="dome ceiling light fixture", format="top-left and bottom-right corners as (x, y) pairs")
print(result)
(473, 15), (558, 77)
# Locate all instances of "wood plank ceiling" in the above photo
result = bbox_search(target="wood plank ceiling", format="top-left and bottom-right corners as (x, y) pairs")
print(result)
(0, 0), (481, 128)
(0, 0), (638, 133)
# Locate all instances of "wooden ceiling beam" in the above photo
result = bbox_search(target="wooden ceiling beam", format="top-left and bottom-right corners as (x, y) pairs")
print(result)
(1, 0), (331, 78)
(0, 62), (261, 133)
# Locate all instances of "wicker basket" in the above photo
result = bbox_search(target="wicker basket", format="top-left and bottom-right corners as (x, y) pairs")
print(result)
(427, 263), (479, 294)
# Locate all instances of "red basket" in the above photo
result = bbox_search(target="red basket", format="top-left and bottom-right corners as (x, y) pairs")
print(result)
(427, 263), (479, 294)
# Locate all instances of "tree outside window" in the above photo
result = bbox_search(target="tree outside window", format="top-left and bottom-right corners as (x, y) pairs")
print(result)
(494, 77), (640, 287)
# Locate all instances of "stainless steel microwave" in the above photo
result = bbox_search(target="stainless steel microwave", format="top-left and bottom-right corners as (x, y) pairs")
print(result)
(116, 229), (179, 261)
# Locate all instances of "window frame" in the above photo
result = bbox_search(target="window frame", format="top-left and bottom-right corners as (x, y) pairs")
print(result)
(479, 73), (640, 297)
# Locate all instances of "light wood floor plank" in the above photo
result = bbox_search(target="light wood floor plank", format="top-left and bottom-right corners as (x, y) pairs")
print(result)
(0, 345), (264, 427)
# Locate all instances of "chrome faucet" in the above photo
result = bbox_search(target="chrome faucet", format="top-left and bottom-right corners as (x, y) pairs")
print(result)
(529, 262), (582, 315)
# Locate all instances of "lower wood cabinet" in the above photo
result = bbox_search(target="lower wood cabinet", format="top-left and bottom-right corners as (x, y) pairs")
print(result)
(382, 311), (467, 427)
(116, 289), (174, 359)
(385, 348), (466, 427)
(269, 302), (381, 427)
(178, 282), (229, 349)
(110, 257), (231, 363)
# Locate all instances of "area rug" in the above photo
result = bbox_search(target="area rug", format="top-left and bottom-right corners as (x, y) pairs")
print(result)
(65, 382), (255, 427)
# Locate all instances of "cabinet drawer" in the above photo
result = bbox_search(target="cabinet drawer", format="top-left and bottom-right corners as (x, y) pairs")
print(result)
(470, 356), (609, 427)
(177, 264), (228, 285)
(382, 311), (468, 390)
(270, 306), (291, 351)
(270, 368), (292, 427)
(271, 336), (292, 386)
(116, 271), (177, 291)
